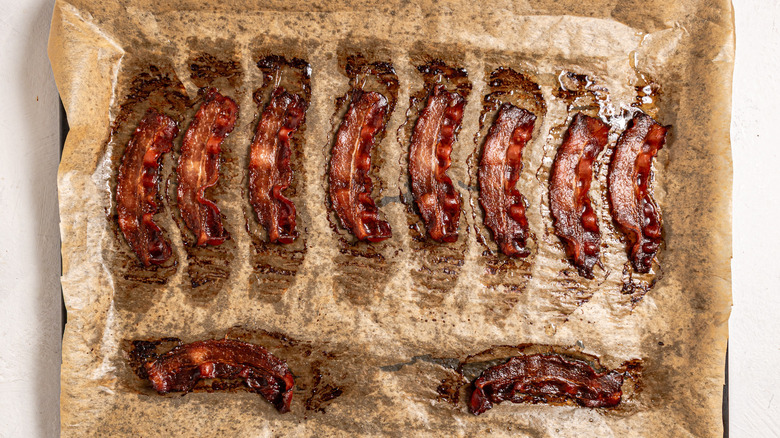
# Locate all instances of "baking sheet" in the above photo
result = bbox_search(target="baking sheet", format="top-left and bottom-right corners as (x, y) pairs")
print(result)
(48, 0), (734, 436)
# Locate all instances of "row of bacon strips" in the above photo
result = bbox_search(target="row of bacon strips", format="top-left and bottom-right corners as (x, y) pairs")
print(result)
(117, 86), (668, 278)
(139, 337), (626, 415)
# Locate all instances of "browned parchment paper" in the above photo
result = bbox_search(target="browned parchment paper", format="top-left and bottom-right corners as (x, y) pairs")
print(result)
(48, 0), (733, 436)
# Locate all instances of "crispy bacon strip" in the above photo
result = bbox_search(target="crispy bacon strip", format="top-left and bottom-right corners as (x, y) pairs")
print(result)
(469, 354), (624, 415)
(117, 109), (178, 266)
(177, 89), (238, 246)
(328, 90), (391, 242)
(144, 339), (295, 413)
(549, 113), (609, 278)
(249, 87), (306, 244)
(608, 112), (669, 273)
(409, 85), (465, 242)
(479, 104), (536, 256)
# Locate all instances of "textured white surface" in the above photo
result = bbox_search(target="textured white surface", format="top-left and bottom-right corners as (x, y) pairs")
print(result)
(729, 0), (780, 436)
(0, 0), (776, 436)
(0, 0), (61, 437)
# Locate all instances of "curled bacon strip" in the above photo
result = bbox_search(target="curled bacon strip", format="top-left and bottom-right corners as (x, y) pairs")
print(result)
(479, 104), (536, 257)
(409, 85), (465, 242)
(549, 113), (609, 278)
(608, 112), (669, 273)
(145, 339), (295, 413)
(177, 89), (238, 246)
(117, 109), (178, 266)
(329, 90), (391, 242)
(249, 87), (306, 244)
(469, 354), (624, 415)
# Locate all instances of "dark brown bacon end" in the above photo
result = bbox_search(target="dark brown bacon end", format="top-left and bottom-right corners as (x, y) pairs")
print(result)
(329, 90), (392, 242)
(549, 113), (609, 278)
(117, 109), (178, 266)
(409, 85), (465, 243)
(479, 104), (536, 257)
(469, 354), (624, 415)
(249, 87), (307, 244)
(144, 339), (295, 413)
(608, 112), (669, 273)
(177, 89), (238, 246)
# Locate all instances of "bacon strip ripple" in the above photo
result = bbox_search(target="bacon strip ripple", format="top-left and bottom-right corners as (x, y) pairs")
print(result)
(249, 87), (306, 244)
(116, 109), (178, 266)
(409, 84), (465, 242)
(176, 88), (238, 246)
(608, 111), (669, 273)
(145, 339), (295, 413)
(478, 104), (536, 257)
(469, 354), (624, 415)
(549, 113), (609, 278)
(328, 90), (392, 242)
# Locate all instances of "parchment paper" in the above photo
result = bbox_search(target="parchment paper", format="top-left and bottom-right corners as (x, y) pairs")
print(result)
(48, 0), (734, 436)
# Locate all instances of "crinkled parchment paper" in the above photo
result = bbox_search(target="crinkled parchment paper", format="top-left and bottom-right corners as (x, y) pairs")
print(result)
(48, 0), (733, 436)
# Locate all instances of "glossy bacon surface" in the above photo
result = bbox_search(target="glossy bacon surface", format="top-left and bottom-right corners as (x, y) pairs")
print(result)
(116, 109), (178, 266)
(478, 104), (536, 257)
(409, 85), (465, 242)
(608, 112), (668, 273)
(549, 113), (609, 278)
(177, 89), (238, 246)
(249, 87), (306, 244)
(145, 339), (295, 413)
(469, 354), (624, 415)
(329, 90), (391, 242)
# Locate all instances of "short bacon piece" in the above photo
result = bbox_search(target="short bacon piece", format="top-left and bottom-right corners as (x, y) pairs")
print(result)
(177, 89), (238, 246)
(469, 354), (624, 415)
(145, 339), (295, 413)
(117, 109), (178, 266)
(329, 90), (391, 242)
(409, 85), (465, 242)
(249, 87), (306, 244)
(479, 104), (536, 256)
(608, 112), (669, 273)
(549, 113), (609, 278)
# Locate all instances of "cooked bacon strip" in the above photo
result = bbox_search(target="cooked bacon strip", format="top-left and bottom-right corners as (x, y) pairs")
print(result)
(328, 90), (391, 242)
(608, 112), (669, 273)
(409, 85), (465, 242)
(549, 113), (609, 278)
(249, 87), (306, 244)
(478, 104), (536, 256)
(145, 339), (295, 413)
(177, 89), (238, 246)
(116, 109), (178, 266)
(469, 354), (624, 415)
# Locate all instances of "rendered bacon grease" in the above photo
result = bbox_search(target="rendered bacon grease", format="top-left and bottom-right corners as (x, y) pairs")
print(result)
(409, 84), (465, 242)
(116, 109), (178, 266)
(608, 111), (669, 272)
(176, 89), (238, 246)
(249, 87), (307, 244)
(549, 113), (609, 278)
(144, 339), (295, 413)
(469, 354), (624, 415)
(328, 90), (392, 242)
(479, 104), (536, 257)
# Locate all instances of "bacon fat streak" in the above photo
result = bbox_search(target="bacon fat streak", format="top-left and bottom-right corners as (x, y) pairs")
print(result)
(608, 111), (668, 272)
(409, 85), (465, 242)
(469, 354), (624, 415)
(249, 87), (306, 244)
(329, 90), (392, 242)
(176, 89), (238, 246)
(116, 109), (178, 266)
(549, 113), (609, 278)
(145, 339), (295, 413)
(479, 104), (536, 257)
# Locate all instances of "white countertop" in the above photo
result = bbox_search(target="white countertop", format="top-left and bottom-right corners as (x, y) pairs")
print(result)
(0, 0), (776, 436)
